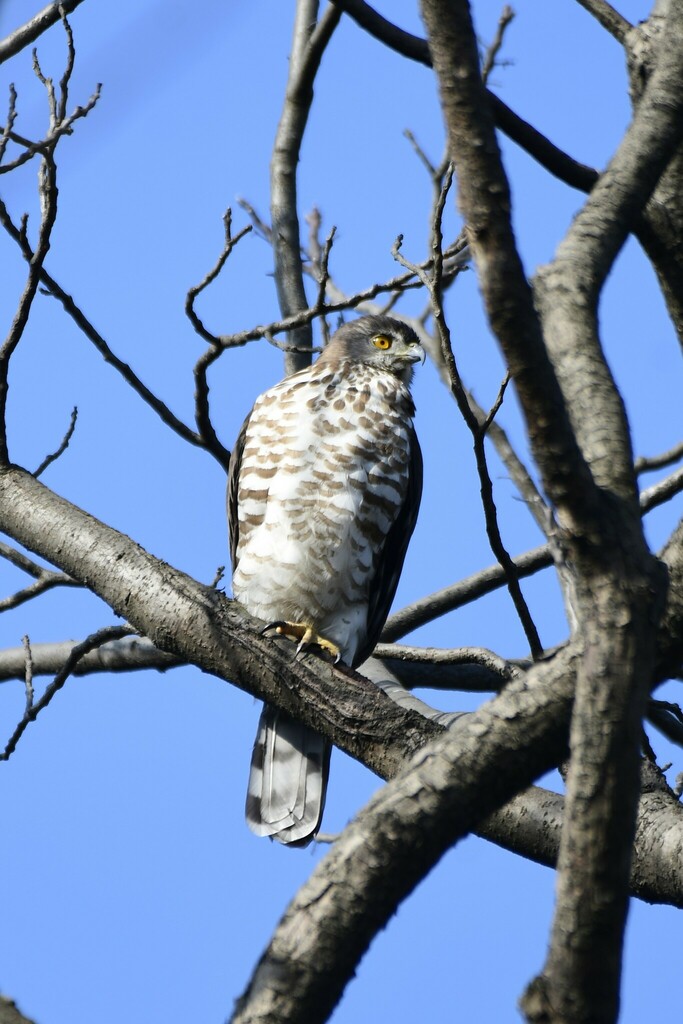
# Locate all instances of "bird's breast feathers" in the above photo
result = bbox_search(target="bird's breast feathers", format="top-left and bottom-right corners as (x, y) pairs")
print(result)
(231, 361), (415, 661)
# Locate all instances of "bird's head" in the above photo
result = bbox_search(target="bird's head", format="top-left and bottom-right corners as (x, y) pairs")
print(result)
(317, 315), (426, 383)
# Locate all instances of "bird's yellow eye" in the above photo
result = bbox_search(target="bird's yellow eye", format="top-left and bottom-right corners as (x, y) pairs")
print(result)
(372, 335), (392, 350)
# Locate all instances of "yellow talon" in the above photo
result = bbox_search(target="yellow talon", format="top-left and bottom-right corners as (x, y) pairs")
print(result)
(262, 621), (341, 663)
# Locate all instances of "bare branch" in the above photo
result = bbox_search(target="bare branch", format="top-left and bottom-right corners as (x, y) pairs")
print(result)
(185, 209), (253, 345)
(382, 544), (553, 641)
(0, 199), (203, 450)
(639, 466), (683, 512)
(0, 540), (49, 577)
(21, 635), (33, 713)
(192, 345), (232, 472)
(393, 184), (544, 658)
(480, 5), (514, 83)
(0, 635), (182, 682)
(573, 0), (633, 43)
(1, 624), (136, 761)
(0, 152), (59, 463)
(271, 1), (342, 374)
(1, 85), (101, 175)
(534, 47), (683, 499)
(479, 764), (683, 909)
(635, 440), (683, 475)
(373, 642), (519, 681)
(0, 83), (18, 165)
(33, 406), (77, 477)
(0, 0), (86, 65)
(0, 571), (80, 613)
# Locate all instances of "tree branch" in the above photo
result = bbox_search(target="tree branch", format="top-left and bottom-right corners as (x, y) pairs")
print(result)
(231, 645), (578, 1024)
(0, 199), (203, 451)
(392, 187), (544, 657)
(0, 148), (59, 462)
(0, 0), (86, 65)
(33, 405), (77, 477)
(1, 625), (135, 760)
(572, 0), (633, 43)
(0, 994), (38, 1024)
(270, 1), (342, 374)
(420, 3), (675, 1021)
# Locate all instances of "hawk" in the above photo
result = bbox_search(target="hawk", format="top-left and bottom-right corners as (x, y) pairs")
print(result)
(228, 315), (424, 845)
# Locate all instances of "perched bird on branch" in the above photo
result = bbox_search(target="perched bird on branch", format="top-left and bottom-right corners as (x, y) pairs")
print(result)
(228, 314), (424, 845)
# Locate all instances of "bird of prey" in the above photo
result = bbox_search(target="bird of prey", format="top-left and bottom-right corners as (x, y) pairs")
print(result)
(228, 314), (424, 845)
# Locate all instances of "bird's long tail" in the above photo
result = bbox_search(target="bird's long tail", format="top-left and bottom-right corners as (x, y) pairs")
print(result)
(245, 704), (330, 846)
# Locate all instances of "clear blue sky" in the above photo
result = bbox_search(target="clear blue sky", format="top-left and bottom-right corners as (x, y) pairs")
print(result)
(1, 2), (680, 1022)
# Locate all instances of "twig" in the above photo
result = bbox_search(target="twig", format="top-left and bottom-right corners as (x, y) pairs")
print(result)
(263, 331), (323, 356)
(0, 199), (203, 450)
(0, 86), (101, 175)
(185, 209), (253, 344)
(0, 540), (48, 576)
(480, 5), (514, 84)
(392, 179), (544, 659)
(480, 370), (510, 432)
(313, 226), (337, 310)
(187, 210), (254, 469)
(1, 624), (137, 761)
(0, 150), (59, 462)
(635, 440), (683, 475)
(0, 572), (80, 613)
(403, 128), (438, 178)
(21, 635), (33, 713)
(0, 83), (18, 164)
(193, 346), (232, 472)
(33, 405), (77, 477)
(237, 197), (273, 242)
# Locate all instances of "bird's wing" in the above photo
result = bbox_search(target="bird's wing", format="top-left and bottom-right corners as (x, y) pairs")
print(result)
(227, 412), (251, 572)
(354, 424), (423, 667)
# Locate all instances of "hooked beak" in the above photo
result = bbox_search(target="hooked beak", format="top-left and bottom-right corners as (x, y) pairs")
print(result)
(407, 342), (426, 365)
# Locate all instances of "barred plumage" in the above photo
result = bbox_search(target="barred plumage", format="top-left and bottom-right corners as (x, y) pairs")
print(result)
(228, 315), (423, 845)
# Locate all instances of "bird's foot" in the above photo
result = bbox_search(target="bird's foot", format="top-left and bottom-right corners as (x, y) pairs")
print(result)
(261, 621), (341, 664)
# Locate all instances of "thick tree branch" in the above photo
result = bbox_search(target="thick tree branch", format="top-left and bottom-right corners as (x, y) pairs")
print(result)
(0, 994), (38, 1024)
(0, 463), (444, 777)
(479, 763), (683, 909)
(418, 2), (600, 537)
(419, 3), (675, 1021)
(573, 0), (632, 43)
(534, 21), (683, 497)
(528, 3), (683, 1017)
(0, 0), (86, 65)
(232, 644), (578, 1024)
